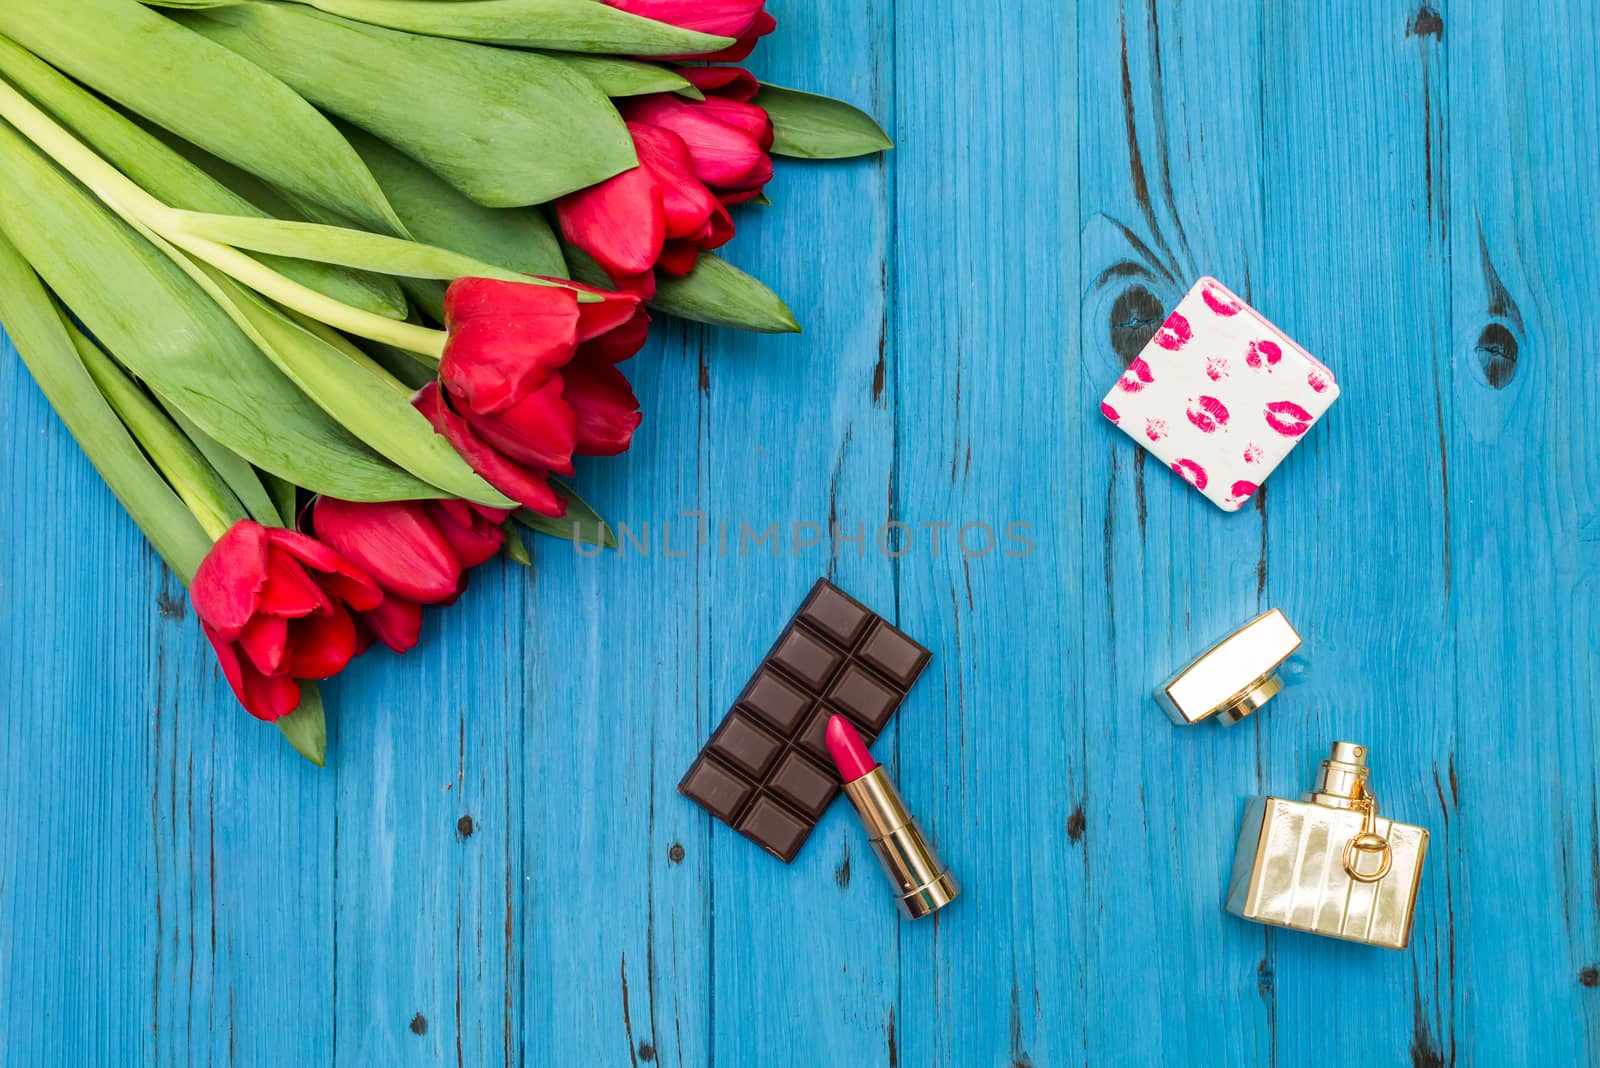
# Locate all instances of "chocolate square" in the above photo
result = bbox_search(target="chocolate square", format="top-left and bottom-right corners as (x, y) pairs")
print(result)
(856, 619), (931, 688)
(825, 664), (902, 732)
(678, 757), (755, 823)
(708, 713), (784, 780)
(770, 626), (844, 690)
(678, 579), (932, 862)
(738, 668), (812, 735)
(735, 796), (811, 862)
(798, 581), (873, 647)
(765, 750), (840, 820)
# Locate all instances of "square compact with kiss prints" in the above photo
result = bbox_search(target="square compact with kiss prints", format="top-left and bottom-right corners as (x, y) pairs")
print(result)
(1099, 277), (1339, 511)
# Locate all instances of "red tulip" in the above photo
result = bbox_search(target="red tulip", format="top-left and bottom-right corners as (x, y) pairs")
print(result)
(414, 382), (568, 518)
(309, 497), (511, 653)
(563, 352), (645, 455)
(190, 519), (382, 721)
(557, 122), (732, 293)
(622, 92), (773, 196)
(602, 0), (775, 61)
(423, 278), (646, 512)
(440, 277), (641, 415)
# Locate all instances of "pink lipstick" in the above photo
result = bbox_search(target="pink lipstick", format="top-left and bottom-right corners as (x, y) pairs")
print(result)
(825, 715), (959, 919)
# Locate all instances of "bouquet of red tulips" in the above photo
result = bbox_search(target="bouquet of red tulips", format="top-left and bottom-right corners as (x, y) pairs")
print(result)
(0, 0), (889, 763)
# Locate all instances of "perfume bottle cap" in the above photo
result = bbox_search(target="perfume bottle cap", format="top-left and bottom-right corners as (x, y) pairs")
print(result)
(1154, 608), (1302, 726)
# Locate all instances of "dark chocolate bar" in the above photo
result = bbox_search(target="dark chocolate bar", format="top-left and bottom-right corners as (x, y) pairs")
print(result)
(678, 578), (930, 862)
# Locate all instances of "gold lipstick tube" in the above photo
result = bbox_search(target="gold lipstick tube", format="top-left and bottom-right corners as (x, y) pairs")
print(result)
(841, 768), (959, 919)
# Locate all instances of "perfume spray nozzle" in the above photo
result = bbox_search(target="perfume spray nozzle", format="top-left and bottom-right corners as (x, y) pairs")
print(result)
(1309, 741), (1373, 808)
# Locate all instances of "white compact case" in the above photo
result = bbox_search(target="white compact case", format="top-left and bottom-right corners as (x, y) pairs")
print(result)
(1099, 277), (1338, 512)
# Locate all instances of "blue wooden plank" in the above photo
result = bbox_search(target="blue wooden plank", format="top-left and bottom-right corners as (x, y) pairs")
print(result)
(1445, 0), (1600, 1059)
(889, 0), (1084, 1064)
(1075, 2), (1275, 1064)
(1253, 4), (1459, 1063)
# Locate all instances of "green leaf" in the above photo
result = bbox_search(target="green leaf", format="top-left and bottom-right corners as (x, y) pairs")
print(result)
(290, 0), (732, 56)
(515, 480), (616, 549)
(345, 126), (568, 279)
(174, 212), (539, 286)
(276, 685), (327, 766)
(546, 53), (694, 99)
(260, 471), (300, 527)
(0, 35), (407, 319)
(755, 84), (894, 160)
(0, 118), (430, 502)
(0, 0), (405, 233)
(160, 400), (292, 526)
(193, 268), (518, 508)
(69, 324), (247, 539)
(179, 4), (636, 207)
(651, 254), (801, 333)
(502, 524), (532, 566)
(0, 227), (213, 582)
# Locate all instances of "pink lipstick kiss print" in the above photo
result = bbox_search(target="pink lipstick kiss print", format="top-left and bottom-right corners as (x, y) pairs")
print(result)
(1245, 339), (1281, 371)
(1153, 312), (1193, 351)
(1185, 395), (1230, 434)
(1201, 284), (1243, 317)
(1117, 357), (1155, 393)
(1171, 458), (1208, 490)
(1098, 278), (1336, 512)
(1263, 400), (1313, 437)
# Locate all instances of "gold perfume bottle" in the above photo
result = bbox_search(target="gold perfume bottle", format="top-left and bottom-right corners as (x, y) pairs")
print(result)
(1226, 742), (1428, 949)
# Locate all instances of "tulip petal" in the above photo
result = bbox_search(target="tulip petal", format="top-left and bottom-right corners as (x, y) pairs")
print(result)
(629, 123), (720, 240)
(440, 280), (583, 415)
(671, 13), (774, 63)
(677, 66), (760, 101)
(563, 354), (643, 456)
(267, 528), (383, 612)
(258, 549), (333, 619)
(238, 612), (290, 676)
(285, 606), (360, 679)
(243, 672), (302, 721)
(427, 499), (506, 568)
(415, 383), (568, 517)
(466, 374), (578, 475)
(602, 0), (766, 38)
(190, 520), (270, 639)
(312, 497), (463, 604)
(204, 625), (301, 721)
(557, 166), (666, 279)
(622, 97), (772, 191)
(362, 594), (424, 654)
(546, 279), (643, 343)
(698, 97), (774, 151)
(655, 239), (700, 277)
(579, 307), (651, 364)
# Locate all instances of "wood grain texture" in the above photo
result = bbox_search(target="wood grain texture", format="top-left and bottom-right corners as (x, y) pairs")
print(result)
(3, 0), (1598, 1063)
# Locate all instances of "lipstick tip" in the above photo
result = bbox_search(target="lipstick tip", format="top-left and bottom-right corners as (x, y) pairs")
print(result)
(825, 714), (879, 783)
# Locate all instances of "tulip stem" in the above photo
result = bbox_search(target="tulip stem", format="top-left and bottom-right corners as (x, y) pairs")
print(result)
(0, 78), (447, 358)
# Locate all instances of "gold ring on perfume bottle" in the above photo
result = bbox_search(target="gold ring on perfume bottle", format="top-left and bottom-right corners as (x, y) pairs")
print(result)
(1343, 832), (1393, 882)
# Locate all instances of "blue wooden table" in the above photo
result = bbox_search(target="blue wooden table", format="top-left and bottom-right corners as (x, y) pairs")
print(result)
(3, 2), (1598, 1064)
